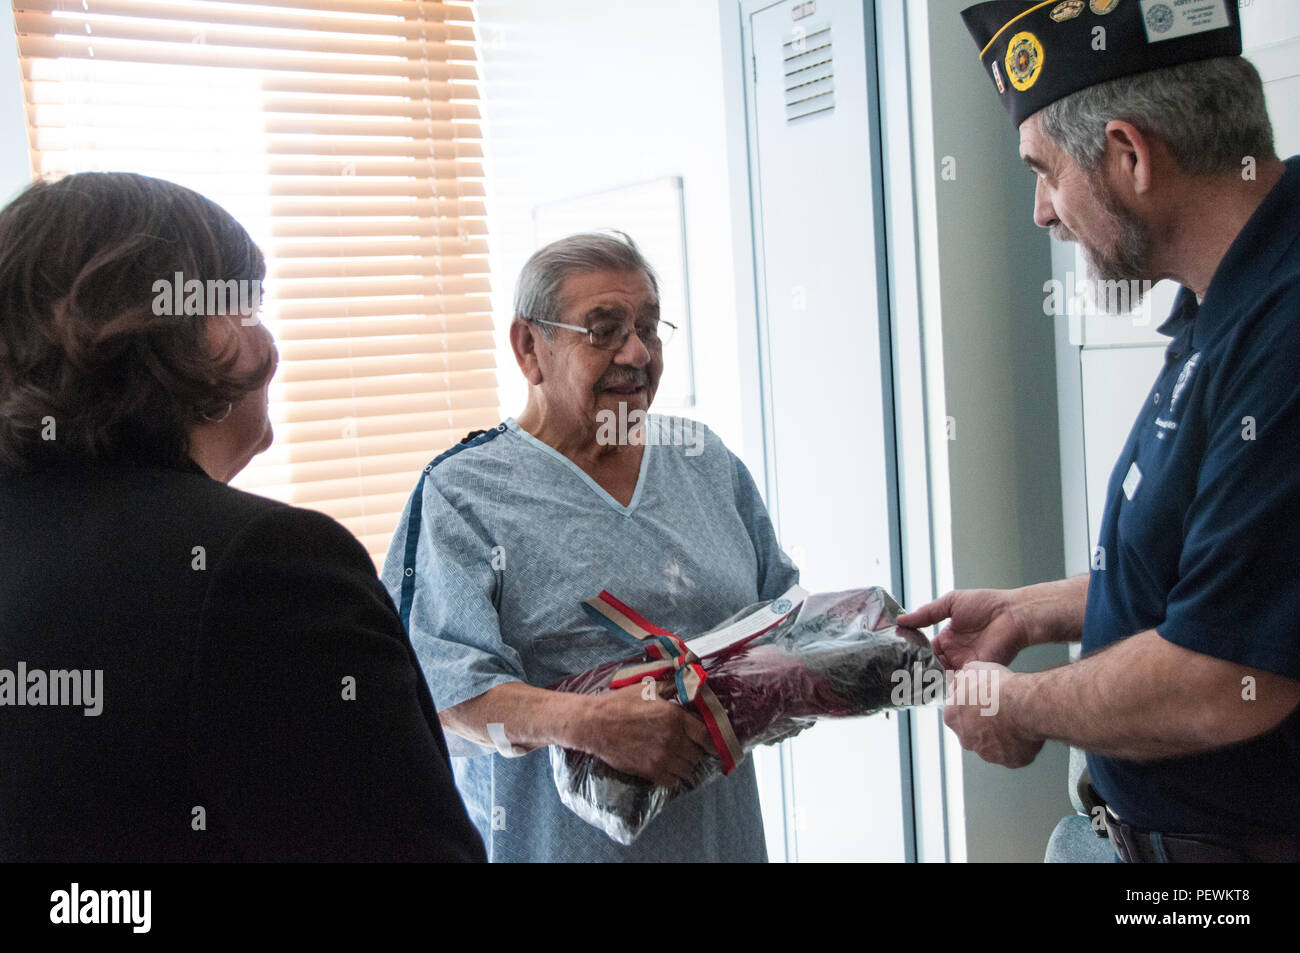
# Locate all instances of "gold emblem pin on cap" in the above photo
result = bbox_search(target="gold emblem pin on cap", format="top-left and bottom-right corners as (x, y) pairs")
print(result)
(1006, 31), (1045, 91)
(1051, 0), (1085, 22)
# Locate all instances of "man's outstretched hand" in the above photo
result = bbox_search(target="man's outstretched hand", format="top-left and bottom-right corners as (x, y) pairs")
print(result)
(898, 589), (1029, 670)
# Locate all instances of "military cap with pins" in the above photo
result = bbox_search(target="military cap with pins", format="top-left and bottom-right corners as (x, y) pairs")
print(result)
(961, 0), (1242, 128)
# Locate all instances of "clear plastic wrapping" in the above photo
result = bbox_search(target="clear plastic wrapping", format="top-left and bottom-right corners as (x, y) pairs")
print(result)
(549, 587), (942, 845)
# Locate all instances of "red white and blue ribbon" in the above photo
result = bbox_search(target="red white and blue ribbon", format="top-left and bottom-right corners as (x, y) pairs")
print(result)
(579, 588), (805, 775)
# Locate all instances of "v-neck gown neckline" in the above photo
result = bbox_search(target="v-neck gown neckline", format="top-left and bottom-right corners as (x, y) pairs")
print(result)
(505, 417), (652, 515)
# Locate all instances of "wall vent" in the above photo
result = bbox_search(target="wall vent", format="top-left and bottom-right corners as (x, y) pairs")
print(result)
(783, 25), (834, 122)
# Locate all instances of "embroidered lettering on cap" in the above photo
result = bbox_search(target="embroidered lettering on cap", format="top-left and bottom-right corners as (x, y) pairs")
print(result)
(962, 0), (1242, 129)
(1139, 0), (1230, 43)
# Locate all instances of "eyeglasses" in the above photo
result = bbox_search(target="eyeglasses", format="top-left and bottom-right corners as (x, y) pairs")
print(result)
(530, 316), (677, 352)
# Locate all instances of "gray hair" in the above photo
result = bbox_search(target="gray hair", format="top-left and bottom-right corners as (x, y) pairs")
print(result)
(1038, 56), (1275, 176)
(513, 231), (659, 337)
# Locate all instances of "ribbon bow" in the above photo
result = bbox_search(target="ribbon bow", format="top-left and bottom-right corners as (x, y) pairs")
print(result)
(582, 592), (746, 775)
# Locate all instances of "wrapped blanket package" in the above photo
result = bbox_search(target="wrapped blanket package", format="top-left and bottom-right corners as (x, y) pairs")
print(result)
(549, 586), (944, 845)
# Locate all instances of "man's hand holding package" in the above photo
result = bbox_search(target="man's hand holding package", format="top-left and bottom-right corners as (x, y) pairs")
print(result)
(898, 588), (1029, 669)
(574, 684), (714, 789)
(898, 577), (1090, 767)
(941, 661), (1044, 768)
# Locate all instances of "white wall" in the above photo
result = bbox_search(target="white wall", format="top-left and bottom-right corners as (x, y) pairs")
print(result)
(476, 0), (747, 453)
(1, 5), (31, 201)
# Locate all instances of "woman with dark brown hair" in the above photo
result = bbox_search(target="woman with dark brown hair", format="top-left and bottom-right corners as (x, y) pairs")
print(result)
(0, 172), (484, 862)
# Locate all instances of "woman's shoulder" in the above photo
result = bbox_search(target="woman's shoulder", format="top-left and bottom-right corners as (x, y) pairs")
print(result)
(200, 480), (371, 573)
(24, 458), (368, 571)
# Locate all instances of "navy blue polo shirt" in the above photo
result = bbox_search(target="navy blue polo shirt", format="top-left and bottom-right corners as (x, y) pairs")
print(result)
(1081, 156), (1300, 838)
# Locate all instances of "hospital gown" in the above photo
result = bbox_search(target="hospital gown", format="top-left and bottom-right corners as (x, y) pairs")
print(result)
(381, 415), (799, 862)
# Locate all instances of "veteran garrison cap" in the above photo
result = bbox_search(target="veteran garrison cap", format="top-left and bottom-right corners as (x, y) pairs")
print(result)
(961, 0), (1242, 127)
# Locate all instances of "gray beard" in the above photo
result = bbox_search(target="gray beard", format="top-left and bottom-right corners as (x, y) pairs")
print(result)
(1050, 171), (1164, 315)
(1055, 176), (1156, 315)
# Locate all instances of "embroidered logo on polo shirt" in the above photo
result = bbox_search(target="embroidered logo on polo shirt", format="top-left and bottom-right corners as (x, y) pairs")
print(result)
(1154, 352), (1200, 440)
(1169, 353), (1200, 412)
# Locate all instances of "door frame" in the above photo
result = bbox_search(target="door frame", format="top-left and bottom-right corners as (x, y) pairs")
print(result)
(720, 0), (953, 862)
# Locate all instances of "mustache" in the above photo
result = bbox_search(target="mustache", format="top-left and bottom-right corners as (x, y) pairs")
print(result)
(1051, 223), (1077, 243)
(595, 368), (649, 391)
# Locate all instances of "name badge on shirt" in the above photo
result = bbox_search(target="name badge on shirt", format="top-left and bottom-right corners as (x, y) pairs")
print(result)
(1123, 462), (1142, 501)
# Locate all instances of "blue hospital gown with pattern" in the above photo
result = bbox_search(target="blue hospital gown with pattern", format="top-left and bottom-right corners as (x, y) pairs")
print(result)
(381, 415), (799, 862)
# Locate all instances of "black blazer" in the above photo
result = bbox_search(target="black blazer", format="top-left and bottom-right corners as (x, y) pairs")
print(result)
(0, 457), (485, 862)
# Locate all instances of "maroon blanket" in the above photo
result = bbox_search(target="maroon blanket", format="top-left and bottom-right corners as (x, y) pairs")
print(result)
(549, 588), (942, 844)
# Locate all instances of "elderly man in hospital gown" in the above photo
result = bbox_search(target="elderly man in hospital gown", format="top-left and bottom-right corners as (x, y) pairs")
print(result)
(382, 232), (798, 862)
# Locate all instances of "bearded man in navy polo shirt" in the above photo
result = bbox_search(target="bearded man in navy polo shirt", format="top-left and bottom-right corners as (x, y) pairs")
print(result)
(899, 1), (1300, 862)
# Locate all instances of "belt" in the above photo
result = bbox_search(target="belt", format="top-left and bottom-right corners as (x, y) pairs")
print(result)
(1106, 807), (1300, 863)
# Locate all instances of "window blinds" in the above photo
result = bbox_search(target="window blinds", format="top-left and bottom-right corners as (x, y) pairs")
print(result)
(12, 0), (497, 561)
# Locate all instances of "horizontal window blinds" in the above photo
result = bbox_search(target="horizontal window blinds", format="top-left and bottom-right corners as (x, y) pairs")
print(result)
(13, 0), (497, 562)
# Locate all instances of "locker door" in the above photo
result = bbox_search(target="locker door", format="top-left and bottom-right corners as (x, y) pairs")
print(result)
(743, 0), (908, 861)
